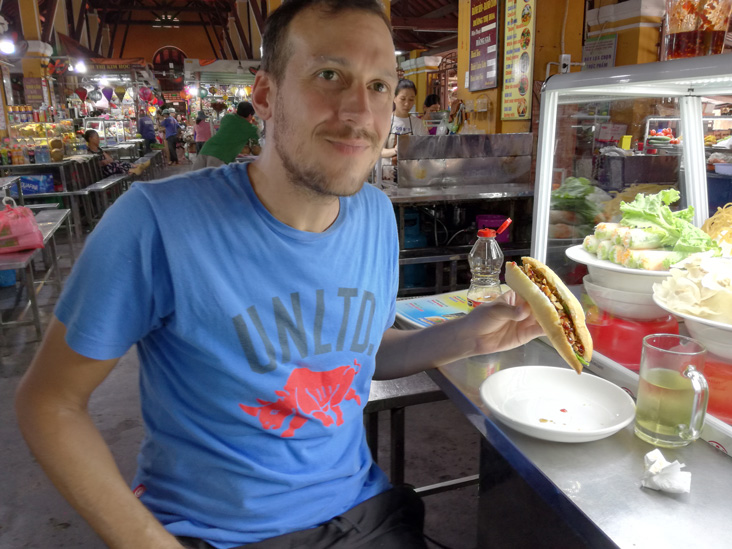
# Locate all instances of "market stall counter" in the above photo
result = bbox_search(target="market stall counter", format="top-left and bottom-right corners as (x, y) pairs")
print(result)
(428, 338), (732, 549)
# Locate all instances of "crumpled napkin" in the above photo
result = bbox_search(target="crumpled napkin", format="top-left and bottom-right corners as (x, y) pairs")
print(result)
(641, 449), (691, 494)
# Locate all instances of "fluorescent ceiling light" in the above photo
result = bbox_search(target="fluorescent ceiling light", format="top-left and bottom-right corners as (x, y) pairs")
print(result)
(75, 60), (87, 73)
(0, 39), (14, 55)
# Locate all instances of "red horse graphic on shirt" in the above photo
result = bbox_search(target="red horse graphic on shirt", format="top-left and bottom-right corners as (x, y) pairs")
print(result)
(239, 361), (362, 438)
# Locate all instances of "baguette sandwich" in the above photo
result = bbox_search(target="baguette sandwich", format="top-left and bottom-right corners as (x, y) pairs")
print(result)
(505, 257), (592, 374)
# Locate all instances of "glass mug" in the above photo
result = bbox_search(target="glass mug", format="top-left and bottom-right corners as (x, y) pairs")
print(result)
(664, 0), (732, 60)
(634, 334), (709, 448)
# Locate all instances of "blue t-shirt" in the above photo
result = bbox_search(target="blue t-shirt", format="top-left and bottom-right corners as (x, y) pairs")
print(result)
(138, 116), (156, 141)
(162, 116), (179, 139)
(55, 163), (399, 548)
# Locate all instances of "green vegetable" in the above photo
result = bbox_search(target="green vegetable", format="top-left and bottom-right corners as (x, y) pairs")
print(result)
(575, 352), (589, 367)
(551, 177), (602, 227)
(619, 189), (721, 255)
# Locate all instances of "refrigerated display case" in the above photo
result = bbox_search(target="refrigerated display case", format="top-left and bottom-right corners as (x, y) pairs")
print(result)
(83, 118), (132, 146)
(532, 55), (732, 442)
(8, 119), (75, 148)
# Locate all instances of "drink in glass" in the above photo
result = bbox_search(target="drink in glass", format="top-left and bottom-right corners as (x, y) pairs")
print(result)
(664, 0), (732, 59)
(634, 334), (708, 448)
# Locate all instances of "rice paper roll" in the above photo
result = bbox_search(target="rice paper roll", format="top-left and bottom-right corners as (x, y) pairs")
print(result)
(609, 245), (629, 265)
(622, 249), (687, 271)
(611, 226), (633, 246)
(583, 235), (600, 254)
(594, 222), (619, 241)
(616, 228), (665, 250)
(597, 240), (614, 261)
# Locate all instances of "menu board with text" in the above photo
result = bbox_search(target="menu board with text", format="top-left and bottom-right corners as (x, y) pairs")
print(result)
(501, 0), (535, 120)
(469, 0), (500, 91)
(23, 77), (44, 108)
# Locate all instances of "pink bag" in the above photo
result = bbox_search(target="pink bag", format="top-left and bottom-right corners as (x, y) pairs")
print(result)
(0, 198), (44, 254)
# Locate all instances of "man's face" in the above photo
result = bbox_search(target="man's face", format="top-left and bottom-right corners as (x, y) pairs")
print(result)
(266, 8), (397, 197)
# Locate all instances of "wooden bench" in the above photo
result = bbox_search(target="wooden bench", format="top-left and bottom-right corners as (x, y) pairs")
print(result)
(0, 209), (73, 342)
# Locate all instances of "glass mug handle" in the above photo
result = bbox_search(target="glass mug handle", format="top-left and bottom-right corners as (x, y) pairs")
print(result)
(680, 365), (710, 441)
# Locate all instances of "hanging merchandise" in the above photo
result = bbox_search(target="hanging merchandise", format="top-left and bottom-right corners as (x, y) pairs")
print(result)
(198, 87), (208, 98)
(209, 86), (218, 95)
(114, 85), (126, 100)
(222, 95), (229, 101)
(244, 85), (252, 96)
(148, 105), (157, 115)
(229, 86), (238, 97)
(102, 87), (114, 101)
(88, 89), (103, 102)
(139, 87), (152, 101)
(75, 87), (87, 101)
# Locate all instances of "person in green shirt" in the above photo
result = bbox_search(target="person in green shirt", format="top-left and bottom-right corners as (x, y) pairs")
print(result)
(192, 101), (259, 170)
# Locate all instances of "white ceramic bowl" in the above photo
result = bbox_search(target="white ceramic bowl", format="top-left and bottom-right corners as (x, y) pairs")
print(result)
(652, 296), (732, 359)
(566, 245), (671, 293)
(714, 162), (732, 175)
(583, 275), (668, 320)
(684, 318), (732, 359)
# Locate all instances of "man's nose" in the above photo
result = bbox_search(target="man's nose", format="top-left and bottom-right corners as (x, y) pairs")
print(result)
(339, 86), (372, 125)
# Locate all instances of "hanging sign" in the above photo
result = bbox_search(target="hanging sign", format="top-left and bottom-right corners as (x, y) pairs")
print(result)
(469, 0), (500, 91)
(501, 0), (536, 120)
(582, 34), (617, 71)
(23, 77), (45, 108)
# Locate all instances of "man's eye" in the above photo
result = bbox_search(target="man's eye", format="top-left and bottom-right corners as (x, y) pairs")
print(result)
(318, 70), (338, 81)
(372, 82), (389, 93)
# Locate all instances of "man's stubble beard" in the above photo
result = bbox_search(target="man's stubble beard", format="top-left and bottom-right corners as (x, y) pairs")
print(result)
(272, 90), (380, 198)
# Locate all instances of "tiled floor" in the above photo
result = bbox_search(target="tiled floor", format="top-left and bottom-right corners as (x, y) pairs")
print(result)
(0, 160), (481, 549)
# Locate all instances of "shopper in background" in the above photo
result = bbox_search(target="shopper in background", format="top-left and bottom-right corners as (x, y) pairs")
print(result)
(137, 111), (157, 153)
(15, 1), (542, 548)
(191, 101), (259, 169)
(193, 111), (214, 154)
(83, 129), (143, 176)
(421, 94), (442, 135)
(161, 109), (180, 165)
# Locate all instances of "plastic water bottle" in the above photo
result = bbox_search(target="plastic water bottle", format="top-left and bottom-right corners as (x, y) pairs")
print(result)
(466, 218), (512, 307)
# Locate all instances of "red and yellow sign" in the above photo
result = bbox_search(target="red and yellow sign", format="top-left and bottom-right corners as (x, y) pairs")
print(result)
(501, 0), (535, 120)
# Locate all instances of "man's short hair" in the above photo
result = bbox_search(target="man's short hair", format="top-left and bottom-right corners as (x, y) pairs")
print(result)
(261, 0), (393, 84)
(237, 101), (255, 118)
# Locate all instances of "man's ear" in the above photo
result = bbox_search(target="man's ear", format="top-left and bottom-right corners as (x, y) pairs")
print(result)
(251, 71), (275, 121)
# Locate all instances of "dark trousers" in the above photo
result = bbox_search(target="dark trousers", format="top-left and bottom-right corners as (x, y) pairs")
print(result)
(144, 138), (155, 154)
(166, 135), (178, 163)
(177, 485), (427, 549)
(195, 142), (205, 153)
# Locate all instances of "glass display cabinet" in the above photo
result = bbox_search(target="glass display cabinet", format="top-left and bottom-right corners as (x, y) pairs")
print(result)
(532, 55), (732, 442)
(84, 118), (131, 146)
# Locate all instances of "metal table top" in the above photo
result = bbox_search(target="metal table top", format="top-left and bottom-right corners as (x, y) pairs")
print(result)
(429, 339), (732, 549)
(383, 183), (534, 204)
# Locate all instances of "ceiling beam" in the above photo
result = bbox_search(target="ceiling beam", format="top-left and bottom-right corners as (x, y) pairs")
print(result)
(232, 7), (253, 60)
(423, 2), (459, 19)
(222, 22), (239, 60)
(198, 13), (219, 58)
(73, 1), (88, 42)
(93, 11), (107, 55)
(41, 0), (61, 44)
(248, 0), (266, 36)
(390, 17), (457, 32)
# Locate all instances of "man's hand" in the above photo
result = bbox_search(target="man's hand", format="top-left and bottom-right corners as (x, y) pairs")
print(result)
(461, 290), (544, 356)
(375, 290), (543, 380)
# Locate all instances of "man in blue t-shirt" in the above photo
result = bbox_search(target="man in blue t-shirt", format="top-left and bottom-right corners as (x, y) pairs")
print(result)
(161, 109), (180, 164)
(15, 1), (543, 548)
(137, 112), (157, 153)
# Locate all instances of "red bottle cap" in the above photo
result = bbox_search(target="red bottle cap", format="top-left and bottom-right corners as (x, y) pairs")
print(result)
(477, 228), (496, 237)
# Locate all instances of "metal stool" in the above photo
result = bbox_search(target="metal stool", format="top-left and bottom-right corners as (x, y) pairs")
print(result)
(364, 371), (479, 496)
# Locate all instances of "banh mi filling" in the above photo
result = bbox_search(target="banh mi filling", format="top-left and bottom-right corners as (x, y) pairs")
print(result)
(522, 263), (586, 360)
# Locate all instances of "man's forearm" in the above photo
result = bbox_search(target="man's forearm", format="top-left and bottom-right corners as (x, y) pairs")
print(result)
(374, 321), (473, 380)
(16, 400), (181, 549)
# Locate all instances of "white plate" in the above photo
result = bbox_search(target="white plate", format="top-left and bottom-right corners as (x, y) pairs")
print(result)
(652, 296), (732, 358)
(565, 245), (671, 292)
(479, 366), (636, 443)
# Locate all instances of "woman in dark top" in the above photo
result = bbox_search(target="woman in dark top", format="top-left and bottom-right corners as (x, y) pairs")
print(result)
(83, 130), (142, 177)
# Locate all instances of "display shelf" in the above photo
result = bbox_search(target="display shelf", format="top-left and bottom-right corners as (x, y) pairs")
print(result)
(84, 118), (132, 146)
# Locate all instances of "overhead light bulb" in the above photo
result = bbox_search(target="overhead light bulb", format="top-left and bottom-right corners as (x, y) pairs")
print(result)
(0, 39), (15, 55)
(100, 77), (109, 86)
(75, 60), (87, 73)
(189, 86), (197, 95)
(237, 62), (244, 75)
